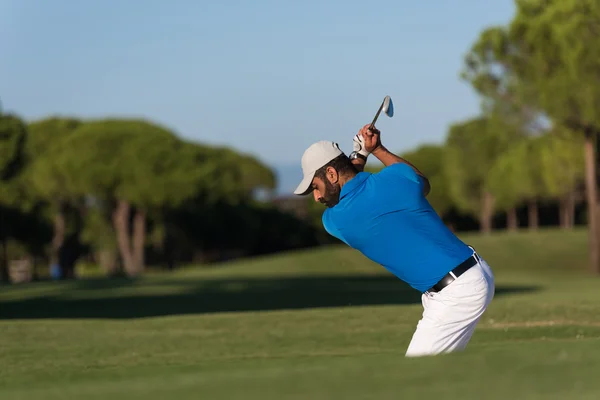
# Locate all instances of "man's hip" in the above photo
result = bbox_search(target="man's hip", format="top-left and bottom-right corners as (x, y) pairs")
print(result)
(424, 248), (493, 295)
(406, 254), (495, 357)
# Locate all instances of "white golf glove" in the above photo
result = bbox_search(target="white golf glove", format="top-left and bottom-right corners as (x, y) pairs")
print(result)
(352, 133), (370, 158)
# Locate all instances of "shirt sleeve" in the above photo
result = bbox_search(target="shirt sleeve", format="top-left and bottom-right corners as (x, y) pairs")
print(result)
(322, 210), (350, 245)
(378, 162), (425, 188)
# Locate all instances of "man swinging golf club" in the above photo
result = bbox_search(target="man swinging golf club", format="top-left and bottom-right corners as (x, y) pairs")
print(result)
(293, 121), (495, 357)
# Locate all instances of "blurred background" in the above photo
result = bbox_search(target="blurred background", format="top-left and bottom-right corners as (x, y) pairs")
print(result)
(1, 1), (600, 398)
(3, 0), (589, 282)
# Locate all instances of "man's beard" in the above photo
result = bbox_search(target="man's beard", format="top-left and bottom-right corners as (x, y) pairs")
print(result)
(319, 180), (341, 208)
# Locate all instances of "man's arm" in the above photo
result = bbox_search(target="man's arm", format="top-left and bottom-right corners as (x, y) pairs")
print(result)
(350, 133), (368, 172)
(372, 145), (431, 196)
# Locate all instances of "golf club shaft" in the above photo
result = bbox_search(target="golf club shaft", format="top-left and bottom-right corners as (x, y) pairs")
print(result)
(369, 99), (385, 130)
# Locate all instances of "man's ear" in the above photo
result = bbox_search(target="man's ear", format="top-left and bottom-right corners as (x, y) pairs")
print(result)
(325, 166), (339, 184)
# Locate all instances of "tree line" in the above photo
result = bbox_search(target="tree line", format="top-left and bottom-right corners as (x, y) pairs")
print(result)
(0, 114), (334, 282)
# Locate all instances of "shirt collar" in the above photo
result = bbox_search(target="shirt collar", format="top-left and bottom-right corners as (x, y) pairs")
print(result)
(340, 172), (370, 200)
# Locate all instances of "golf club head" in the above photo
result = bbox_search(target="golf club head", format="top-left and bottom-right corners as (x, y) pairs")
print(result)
(369, 95), (394, 129)
(382, 95), (393, 117)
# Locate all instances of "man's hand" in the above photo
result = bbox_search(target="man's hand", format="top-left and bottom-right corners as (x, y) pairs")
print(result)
(358, 124), (382, 153)
(352, 132), (370, 158)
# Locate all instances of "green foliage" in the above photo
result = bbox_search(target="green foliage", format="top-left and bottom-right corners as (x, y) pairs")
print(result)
(4, 115), (304, 269)
(0, 113), (27, 180)
(537, 128), (585, 197)
(485, 136), (543, 211)
(462, 26), (515, 112)
(80, 206), (117, 252)
(21, 117), (82, 212)
(38, 119), (230, 213)
(508, 0), (600, 129)
(238, 154), (277, 193)
(41, 119), (173, 203)
(444, 116), (521, 216)
(26, 117), (81, 158)
(0, 113), (27, 206)
(461, 24), (545, 135)
(200, 147), (277, 205)
(118, 135), (205, 210)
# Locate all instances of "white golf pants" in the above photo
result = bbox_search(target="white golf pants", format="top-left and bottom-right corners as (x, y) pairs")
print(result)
(405, 252), (495, 357)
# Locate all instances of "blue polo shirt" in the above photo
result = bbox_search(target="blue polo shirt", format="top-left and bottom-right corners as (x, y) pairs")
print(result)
(322, 162), (473, 293)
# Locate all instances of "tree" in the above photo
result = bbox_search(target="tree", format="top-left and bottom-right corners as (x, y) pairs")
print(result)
(154, 144), (285, 265)
(48, 119), (213, 277)
(0, 111), (28, 281)
(47, 119), (279, 277)
(26, 117), (83, 279)
(0, 112), (28, 208)
(537, 128), (585, 228)
(466, 0), (600, 272)
(203, 147), (277, 203)
(444, 116), (522, 233)
(0, 115), (26, 182)
(461, 20), (549, 232)
(486, 142), (527, 231)
(511, 0), (600, 272)
(486, 135), (551, 231)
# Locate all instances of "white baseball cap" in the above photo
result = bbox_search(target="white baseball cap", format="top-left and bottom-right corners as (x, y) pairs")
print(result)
(294, 140), (345, 195)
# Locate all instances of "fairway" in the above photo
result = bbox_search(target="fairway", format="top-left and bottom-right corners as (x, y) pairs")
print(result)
(1, 228), (599, 399)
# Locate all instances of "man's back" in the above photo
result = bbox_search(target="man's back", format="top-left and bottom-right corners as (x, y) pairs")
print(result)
(322, 162), (473, 292)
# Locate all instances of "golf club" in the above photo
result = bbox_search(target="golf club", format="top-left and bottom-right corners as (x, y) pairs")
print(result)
(369, 95), (394, 130)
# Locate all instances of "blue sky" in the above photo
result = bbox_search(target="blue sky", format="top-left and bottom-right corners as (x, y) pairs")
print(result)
(0, 0), (515, 192)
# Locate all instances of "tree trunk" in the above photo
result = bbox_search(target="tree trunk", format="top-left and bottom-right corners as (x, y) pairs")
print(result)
(112, 199), (136, 276)
(479, 191), (494, 234)
(507, 208), (518, 232)
(132, 209), (146, 275)
(567, 190), (576, 228)
(50, 206), (66, 279)
(528, 199), (539, 231)
(584, 130), (600, 274)
(559, 196), (567, 229)
(559, 191), (576, 229)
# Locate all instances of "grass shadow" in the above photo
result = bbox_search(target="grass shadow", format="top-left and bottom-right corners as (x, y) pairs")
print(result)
(0, 275), (541, 320)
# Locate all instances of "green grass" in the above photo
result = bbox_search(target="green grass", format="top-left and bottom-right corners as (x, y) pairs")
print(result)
(1, 228), (600, 399)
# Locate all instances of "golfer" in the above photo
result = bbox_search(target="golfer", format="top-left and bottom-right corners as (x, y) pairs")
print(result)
(293, 124), (495, 357)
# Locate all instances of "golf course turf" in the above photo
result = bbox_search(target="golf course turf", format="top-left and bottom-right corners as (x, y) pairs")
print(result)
(1, 228), (599, 399)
